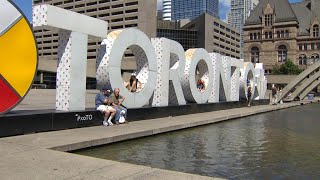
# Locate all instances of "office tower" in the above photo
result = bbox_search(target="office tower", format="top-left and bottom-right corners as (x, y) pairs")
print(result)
(228, 0), (259, 58)
(187, 13), (240, 59)
(226, 11), (231, 24)
(245, 0), (259, 20)
(162, 0), (171, 20)
(172, 0), (219, 20)
(157, 13), (241, 59)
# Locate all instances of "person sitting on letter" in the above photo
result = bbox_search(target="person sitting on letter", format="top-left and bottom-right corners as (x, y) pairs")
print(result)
(197, 79), (206, 92)
(125, 73), (141, 92)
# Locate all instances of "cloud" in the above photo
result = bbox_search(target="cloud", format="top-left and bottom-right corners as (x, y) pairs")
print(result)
(157, 0), (163, 10)
(219, 0), (230, 22)
(219, 0), (231, 7)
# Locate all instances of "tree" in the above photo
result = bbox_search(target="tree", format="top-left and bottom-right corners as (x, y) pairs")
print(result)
(271, 60), (302, 75)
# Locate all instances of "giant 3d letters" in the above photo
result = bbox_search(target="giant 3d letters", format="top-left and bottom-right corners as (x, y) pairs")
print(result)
(0, 3), (267, 115)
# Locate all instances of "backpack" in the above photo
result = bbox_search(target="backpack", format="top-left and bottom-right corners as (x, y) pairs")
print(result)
(119, 110), (126, 124)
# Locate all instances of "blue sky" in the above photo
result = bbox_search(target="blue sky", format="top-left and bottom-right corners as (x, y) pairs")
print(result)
(11, 0), (32, 21)
(13, 0), (303, 22)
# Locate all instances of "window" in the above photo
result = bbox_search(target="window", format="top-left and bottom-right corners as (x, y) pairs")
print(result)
(304, 43), (308, 50)
(265, 31), (272, 39)
(125, 16), (138, 21)
(112, 4), (123, 8)
(112, 11), (123, 15)
(125, 9), (138, 13)
(254, 33), (257, 40)
(311, 54), (319, 65)
(250, 47), (260, 63)
(318, 42), (320, 50)
(53, 2), (63, 5)
(313, 25), (319, 37)
(64, 0), (72, 4)
(299, 44), (302, 50)
(311, 43), (315, 50)
(66, 6), (74, 10)
(125, 24), (137, 28)
(278, 45), (287, 62)
(258, 32), (261, 39)
(75, 4), (85, 8)
(277, 31), (280, 38)
(111, 25), (123, 29)
(281, 30), (284, 38)
(99, 6), (109, 10)
(125, 1), (138, 6)
(264, 14), (273, 26)
(285, 30), (289, 38)
(299, 54), (307, 65)
(111, 18), (123, 22)
(250, 33), (253, 40)
(87, 1), (97, 6)
(99, 0), (110, 3)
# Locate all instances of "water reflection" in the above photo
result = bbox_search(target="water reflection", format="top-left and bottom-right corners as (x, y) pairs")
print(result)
(76, 104), (320, 179)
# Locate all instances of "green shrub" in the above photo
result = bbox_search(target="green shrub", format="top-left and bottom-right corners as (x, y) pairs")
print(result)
(271, 60), (302, 75)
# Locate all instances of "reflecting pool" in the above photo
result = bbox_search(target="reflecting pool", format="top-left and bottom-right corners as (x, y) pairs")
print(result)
(75, 103), (320, 179)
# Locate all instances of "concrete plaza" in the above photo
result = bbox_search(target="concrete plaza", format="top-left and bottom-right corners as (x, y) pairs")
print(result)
(1, 93), (315, 179)
(13, 89), (99, 111)
(12, 89), (272, 111)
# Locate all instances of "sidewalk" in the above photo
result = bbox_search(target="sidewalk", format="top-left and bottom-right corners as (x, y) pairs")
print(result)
(1, 99), (316, 179)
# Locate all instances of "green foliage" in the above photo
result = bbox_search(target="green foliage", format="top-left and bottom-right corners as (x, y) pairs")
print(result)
(271, 60), (302, 75)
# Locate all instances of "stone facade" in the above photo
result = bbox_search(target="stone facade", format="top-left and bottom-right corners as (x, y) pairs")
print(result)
(244, 0), (320, 74)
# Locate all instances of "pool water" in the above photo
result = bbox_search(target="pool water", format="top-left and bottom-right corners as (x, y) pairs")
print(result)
(75, 103), (320, 179)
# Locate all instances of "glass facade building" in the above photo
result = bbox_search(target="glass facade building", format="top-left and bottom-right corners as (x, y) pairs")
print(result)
(162, 0), (172, 20)
(157, 29), (198, 50)
(157, 20), (197, 50)
(172, 0), (219, 20)
(228, 0), (259, 58)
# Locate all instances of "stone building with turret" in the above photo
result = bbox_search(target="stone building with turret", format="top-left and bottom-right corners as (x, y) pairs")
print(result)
(243, 0), (319, 75)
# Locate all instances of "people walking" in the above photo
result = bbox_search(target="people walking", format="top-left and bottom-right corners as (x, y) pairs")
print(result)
(247, 86), (252, 107)
(271, 84), (278, 105)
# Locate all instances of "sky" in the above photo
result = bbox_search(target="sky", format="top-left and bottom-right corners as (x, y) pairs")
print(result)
(11, 0), (32, 21)
(12, 0), (303, 22)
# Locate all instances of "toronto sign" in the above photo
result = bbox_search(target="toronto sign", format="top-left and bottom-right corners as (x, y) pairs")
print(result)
(0, 2), (267, 115)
